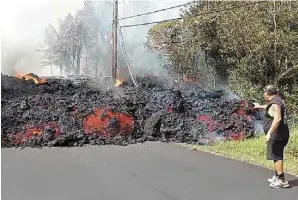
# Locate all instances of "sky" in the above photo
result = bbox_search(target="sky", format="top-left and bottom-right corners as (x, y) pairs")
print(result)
(0, 0), (189, 76)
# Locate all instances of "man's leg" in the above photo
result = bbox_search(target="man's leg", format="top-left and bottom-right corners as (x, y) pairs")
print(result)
(267, 163), (278, 183)
(269, 142), (290, 188)
(267, 141), (278, 183)
(274, 160), (285, 179)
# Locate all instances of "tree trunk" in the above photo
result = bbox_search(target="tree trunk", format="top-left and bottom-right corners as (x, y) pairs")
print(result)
(85, 51), (88, 74)
(95, 58), (99, 77)
(76, 59), (81, 75)
(50, 59), (53, 76)
(60, 65), (63, 76)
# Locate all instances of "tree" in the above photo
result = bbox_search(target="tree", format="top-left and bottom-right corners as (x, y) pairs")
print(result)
(147, 1), (298, 114)
(41, 11), (91, 76)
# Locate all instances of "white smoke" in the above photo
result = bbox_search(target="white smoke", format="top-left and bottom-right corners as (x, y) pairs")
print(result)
(118, 0), (187, 77)
(1, 38), (52, 76)
(223, 90), (241, 101)
(1, 0), (83, 76)
(1, 0), (191, 78)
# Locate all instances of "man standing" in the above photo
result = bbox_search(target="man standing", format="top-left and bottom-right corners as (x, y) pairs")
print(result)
(253, 85), (290, 188)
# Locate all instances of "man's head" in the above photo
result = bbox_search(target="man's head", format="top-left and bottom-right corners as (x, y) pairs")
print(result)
(264, 85), (278, 102)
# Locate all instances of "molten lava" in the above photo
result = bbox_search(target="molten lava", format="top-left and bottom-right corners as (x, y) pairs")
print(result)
(12, 122), (61, 145)
(14, 71), (48, 84)
(234, 100), (253, 121)
(197, 114), (245, 141)
(83, 108), (134, 137)
(197, 115), (223, 132)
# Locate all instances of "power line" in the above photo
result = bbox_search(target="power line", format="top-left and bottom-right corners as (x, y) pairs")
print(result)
(121, 17), (182, 28)
(118, 0), (200, 21)
(120, 1), (266, 28)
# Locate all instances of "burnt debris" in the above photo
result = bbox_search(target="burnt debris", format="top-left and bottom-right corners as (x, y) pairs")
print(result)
(1, 74), (259, 148)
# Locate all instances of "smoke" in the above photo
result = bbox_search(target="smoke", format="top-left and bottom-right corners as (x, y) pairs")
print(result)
(223, 90), (241, 101)
(87, 0), (190, 79)
(118, 0), (188, 77)
(1, 0), (190, 78)
(1, 38), (53, 76)
(0, 0), (84, 76)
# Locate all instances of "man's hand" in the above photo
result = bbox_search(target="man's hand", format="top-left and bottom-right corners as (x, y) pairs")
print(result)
(253, 102), (267, 109)
(265, 134), (271, 142)
(253, 102), (261, 109)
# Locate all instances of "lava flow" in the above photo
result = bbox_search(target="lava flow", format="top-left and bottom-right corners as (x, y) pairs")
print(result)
(197, 115), (223, 132)
(234, 100), (253, 121)
(11, 122), (61, 145)
(83, 108), (134, 137)
(1, 73), (259, 148)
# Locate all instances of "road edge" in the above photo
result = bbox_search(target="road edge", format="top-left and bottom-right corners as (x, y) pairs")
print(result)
(179, 143), (298, 178)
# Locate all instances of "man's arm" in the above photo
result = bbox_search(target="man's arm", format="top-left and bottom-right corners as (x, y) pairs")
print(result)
(253, 103), (267, 109)
(267, 104), (282, 136)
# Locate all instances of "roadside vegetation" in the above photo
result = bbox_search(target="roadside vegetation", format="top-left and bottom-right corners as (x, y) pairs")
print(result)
(186, 127), (298, 176)
(147, 1), (298, 115)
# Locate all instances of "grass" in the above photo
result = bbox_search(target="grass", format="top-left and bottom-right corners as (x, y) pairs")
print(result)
(185, 128), (298, 176)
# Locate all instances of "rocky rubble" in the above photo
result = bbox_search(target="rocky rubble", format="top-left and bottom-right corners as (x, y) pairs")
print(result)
(1, 74), (258, 148)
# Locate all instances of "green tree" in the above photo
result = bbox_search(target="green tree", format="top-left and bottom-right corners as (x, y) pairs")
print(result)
(147, 1), (298, 114)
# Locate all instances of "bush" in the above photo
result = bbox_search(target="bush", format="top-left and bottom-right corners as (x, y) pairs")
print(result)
(147, 1), (298, 114)
(287, 128), (298, 159)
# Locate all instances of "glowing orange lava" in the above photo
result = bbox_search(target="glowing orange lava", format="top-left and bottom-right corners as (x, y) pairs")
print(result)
(197, 115), (223, 132)
(234, 100), (252, 121)
(83, 108), (134, 137)
(12, 122), (61, 145)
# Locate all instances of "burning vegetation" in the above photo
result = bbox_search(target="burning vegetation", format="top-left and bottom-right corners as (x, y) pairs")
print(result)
(14, 71), (48, 85)
(1, 73), (260, 148)
(115, 69), (124, 87)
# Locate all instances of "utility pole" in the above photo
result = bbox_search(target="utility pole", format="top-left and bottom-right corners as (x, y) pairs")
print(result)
(111, 0), (118, 85)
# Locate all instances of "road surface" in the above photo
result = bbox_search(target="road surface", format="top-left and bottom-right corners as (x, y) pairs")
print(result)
(2, 142), (298, 200)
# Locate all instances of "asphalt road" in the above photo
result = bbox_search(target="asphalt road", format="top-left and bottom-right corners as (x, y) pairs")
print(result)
(2, 142), (298, 200)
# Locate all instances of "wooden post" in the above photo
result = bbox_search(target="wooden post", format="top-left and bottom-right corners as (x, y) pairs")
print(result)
(112, 0), (118, 85)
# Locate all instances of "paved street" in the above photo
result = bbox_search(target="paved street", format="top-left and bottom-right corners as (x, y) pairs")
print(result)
(2, 142), (298, 200)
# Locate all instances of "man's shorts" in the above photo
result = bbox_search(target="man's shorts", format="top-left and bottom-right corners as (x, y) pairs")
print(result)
(267, 140), (288, 160)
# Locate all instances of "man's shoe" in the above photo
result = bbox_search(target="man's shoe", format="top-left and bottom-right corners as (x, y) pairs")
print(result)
(267, 175), (278, 183)
(269, 178), (290, 188)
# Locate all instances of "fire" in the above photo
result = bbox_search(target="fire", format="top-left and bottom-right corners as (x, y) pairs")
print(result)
(114, 69), (124, 87)
(83, 108), (134, 137)
(115, 78), (123, 87)
(14, 71), (48, 84)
